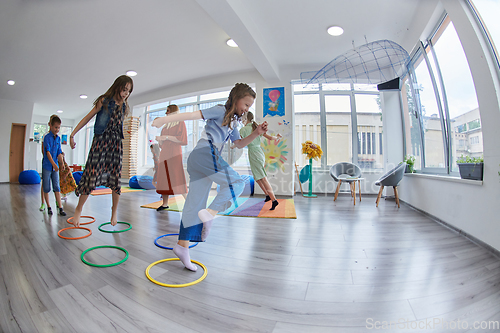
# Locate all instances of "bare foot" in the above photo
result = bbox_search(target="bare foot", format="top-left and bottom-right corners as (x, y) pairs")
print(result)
(110, 213), (118, 226)
(72, 209), (82, 227)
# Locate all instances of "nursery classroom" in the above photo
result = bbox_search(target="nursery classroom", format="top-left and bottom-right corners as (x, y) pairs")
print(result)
(1, 0), (500, 332)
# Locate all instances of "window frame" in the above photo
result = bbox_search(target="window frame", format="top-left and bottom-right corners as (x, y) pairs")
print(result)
(293, 82), (383, 171)
(404, 12), (482, 176)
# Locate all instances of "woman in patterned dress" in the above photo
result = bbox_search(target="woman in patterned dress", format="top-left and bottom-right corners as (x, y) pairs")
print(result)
(155, 104), (188, 211)
(69, 75), (133, 227)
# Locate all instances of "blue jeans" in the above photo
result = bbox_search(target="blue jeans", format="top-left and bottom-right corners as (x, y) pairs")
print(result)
(42, 168), (60, 193)
(179, 142), (245, 237)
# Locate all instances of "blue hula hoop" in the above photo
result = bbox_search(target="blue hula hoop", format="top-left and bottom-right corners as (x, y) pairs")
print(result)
(154, 233), (198, 250)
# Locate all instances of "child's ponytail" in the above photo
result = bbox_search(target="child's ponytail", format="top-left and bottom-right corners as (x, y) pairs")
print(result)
(246, 111), (258, 131)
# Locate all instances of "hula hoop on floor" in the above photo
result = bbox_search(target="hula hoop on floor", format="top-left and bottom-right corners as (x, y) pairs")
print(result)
(145, 258), (207, 288)
(98, 222), (132, 233)
(58, 227), (92, 240)
(154, 233), (198, 250)
(67, 216), (96, 225)
(81, 245), (129, 267)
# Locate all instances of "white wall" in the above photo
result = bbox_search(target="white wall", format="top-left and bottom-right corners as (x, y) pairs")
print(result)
(0, 98), (34, 182)
(398, 0), (500, 252)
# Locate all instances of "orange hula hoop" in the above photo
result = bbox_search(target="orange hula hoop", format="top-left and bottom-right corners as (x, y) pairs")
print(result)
(67, 216), (96, 225)
(58, 227), (92, 240)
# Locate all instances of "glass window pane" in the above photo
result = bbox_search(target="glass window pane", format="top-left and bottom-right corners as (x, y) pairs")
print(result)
(179, 105), (195, 165)
(354, 84), (378, 91)
(355, 94), (383, 170)
(294, 94), (320, 113)
(33, 123), (47, 142)
(171, 96), (197, 105)
(402, 76), (422, 171)
(325, 95), (350, 112)
(413, 53), (446, 169)
(199, 91), (230, 102)
(145, 110), (167, 165)
(325, 95), (352, 166)
(322, 83), (351, 91)
(147, 101), (170, 111)
(294, 94), (320, 167)
(293, 83), (319, 92)
(60, 126), (72, 145)
(354, 94), (381, 113)
(432, 19), (481, 170)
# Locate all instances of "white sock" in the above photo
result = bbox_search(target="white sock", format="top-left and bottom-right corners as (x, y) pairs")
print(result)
(173, 244), (197, 272)
(198, 209), (215, 241)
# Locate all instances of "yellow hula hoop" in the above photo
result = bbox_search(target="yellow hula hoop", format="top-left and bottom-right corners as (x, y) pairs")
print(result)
(145, 258), (207, 288)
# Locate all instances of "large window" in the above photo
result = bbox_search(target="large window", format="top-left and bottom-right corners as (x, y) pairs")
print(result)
(33, 123), (72, 145)
(413, 49), (446, 169)
(402, 13), (483, 175)
(293, 83), (383, 171)
(468, 0), (500, 71)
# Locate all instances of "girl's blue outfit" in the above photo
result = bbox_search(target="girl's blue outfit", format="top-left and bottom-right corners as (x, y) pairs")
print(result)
(179, 105), (246, 240)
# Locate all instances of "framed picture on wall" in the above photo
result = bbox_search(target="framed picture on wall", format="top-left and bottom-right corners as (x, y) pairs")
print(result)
(263, 87), (285, 117)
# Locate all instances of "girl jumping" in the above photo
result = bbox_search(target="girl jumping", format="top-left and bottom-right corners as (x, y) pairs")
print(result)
(152, 83), (267, 271)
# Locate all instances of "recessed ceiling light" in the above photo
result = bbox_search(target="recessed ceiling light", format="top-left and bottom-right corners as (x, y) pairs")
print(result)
(226, 39), (238, 48)
(80, 94), (88, 99)
(327, 26), (344, 36)
(7, 80), (15, 85)
(126, 70), (137, 77)
(57, 110), (63, 113)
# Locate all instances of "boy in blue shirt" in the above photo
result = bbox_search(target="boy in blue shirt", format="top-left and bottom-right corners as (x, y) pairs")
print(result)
(42, 115), (66, 216)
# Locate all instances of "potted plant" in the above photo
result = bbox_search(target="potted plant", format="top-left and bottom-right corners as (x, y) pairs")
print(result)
(403, 155), (416, 173)
(457, 155), (484, 180)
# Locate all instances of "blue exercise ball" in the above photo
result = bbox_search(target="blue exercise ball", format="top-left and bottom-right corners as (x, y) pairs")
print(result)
(72, 171), (83, 185)
(137, 175), (156, 190)
(18, 170), (41, 184)
(129, 175), (141, 189)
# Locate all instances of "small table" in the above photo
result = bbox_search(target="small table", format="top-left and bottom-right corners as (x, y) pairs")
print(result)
(334, 177), (364, 205)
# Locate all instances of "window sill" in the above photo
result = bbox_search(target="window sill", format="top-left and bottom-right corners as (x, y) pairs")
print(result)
(404, 172), (483, 185)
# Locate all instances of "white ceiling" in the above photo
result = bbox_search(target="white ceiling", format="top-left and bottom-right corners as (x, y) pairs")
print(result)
(0, 0), (436, 120)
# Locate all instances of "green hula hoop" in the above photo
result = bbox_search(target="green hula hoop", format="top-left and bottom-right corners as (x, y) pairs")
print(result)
(98, 222), (132, 233)
(81, 245), (129, 267)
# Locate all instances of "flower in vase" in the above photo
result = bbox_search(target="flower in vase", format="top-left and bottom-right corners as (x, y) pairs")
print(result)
(301, 140), (323, 160)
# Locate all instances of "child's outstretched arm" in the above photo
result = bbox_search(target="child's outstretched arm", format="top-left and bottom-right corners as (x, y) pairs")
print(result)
(232, 122), (268, 149)
(70, 99), (103, 149)
(263, 132), (282, 141)
(151, 111), (203, 128)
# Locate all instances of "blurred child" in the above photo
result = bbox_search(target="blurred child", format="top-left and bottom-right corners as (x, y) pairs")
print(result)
(40, 115), (56, 211)
(58, 152), (77, 200)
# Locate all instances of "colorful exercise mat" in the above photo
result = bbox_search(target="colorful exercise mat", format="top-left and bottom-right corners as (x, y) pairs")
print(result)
(141, 195), (296, 219)
(91, 187), (145, 196)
